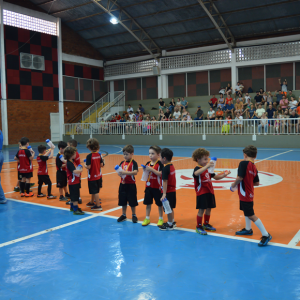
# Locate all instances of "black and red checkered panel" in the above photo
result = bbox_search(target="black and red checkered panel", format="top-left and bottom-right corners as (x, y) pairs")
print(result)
(114, 80), (124, 92)
(296, 63), (300, 90)
(168, 74), (186, 98)
(266, 63), (293, 91)
(124, 78), (141, 101)
(210, 69), (231, 95)
(238, 66), (264, 93)
(63, 63), (104, 80)
(142, 76), (157, 99)
(5, 25), (59, 101)
(187, 71), (208, 96)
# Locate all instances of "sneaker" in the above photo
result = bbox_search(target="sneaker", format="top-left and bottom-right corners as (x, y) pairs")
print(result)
(59, 196), (68, 201)
(65, 193), (71, 199)
(78, 197), (82, 204)
(86, 202), (94, 207)
(258, 233), (272, 247)
(0, 199), (7, 204)
(159, 222), (174, 231)
(30, 183), (35, 187)
(91, 205), (102, 211)
(25, 192), (34, 197)
(117, 215), (127, 222)
(37, 194), (46, 198)
(20, 193), (25, 197)
(157, 219), (164, 227)
(47, 195), (57, 199)
(14, 187), (20, 192)
(70, 207), (74, 212)
(173, 221), (177, 228)
(66, 201), (71, 205)
(73, 208), (85, 215)
(142, 218), (151, 226)
(235, 228), (253, 235)
(132, 215), (138, 223)
(203, 223), (216, 231)
(196, 226), (207, 235)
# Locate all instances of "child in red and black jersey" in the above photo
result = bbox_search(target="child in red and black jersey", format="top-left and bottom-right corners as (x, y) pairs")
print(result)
(56, 141), (70, 201)
(142, 145), (164, 227)
(192, 148), (230, 235)
(231, 145), (272, 247)
(64, 146), (84, 215)
(14, 137), (35, 197)
(117, 145), (139, 223)
(37, 144), (56, 199)
(84, 138), (104, 211)
(159, 148), (177, 231)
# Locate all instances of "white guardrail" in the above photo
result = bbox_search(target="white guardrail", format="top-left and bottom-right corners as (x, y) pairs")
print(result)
(65, 118), (300, 136)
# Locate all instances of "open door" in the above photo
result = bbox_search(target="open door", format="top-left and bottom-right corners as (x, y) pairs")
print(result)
(50, 113), (60, 142)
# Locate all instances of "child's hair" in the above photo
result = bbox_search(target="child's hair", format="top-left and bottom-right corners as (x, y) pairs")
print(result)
(192, 148), (210, 162)
(161, 148), (173, 161)
(68, 139), (78, 147)
(64, 146), (77, 160)
(19, 137), (29, 146)
(243, 145), (257, 158)
(86, 138), (100, 151)
(38, 145), (47, 154)
(123, 145), (134, 153)
(58, 141), (67, 150)
(150, 145), (161, 155)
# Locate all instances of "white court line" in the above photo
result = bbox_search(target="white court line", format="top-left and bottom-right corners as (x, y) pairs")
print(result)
(255, 150), (293, 163)
(288, 230), (300, 247)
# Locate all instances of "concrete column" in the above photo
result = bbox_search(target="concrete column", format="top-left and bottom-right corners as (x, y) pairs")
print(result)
(161, 75), (168, 98)
(109, 81), (114, 102)
(231, 50), (237, 87)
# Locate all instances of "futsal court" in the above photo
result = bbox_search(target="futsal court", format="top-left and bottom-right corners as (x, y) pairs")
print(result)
(0, 144), (300, 300)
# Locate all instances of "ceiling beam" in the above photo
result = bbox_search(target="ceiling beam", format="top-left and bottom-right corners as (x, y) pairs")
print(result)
(91, 0), (161, 59)
(37, 0), (56, 6)
(50, 2), (93, 15)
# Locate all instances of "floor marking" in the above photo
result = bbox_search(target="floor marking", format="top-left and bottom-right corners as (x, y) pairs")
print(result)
(256, 150), (293, 163)
(288, 229), (300, 247)
(0, 214), (98, 249)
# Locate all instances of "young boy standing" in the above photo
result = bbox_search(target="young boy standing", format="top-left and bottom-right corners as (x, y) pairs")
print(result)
(14, 137), (35, 197)
(37, 145), (56, 199)
(117, 145), (139, 223)
(85, 138), (104, 211)
(159, 148), (176, 231)
(56, 141), (70, 201)
(142, 146), (164, 227)
(231, 145), (272, 247)
(64, 146), (84, 215)
(192, 148), (231, 235)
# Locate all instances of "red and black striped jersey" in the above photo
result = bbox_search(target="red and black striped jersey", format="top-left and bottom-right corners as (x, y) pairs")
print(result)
(66, 160), (81, 185)
(119, 160), (138, 184)
(16, 149), (33, 173)
(144, 160), (163, 189)
(193, 166), (215, 196)
(86, 152), (103, 181)
(161, 163), (176, 193)
(37, 155), (49, 175)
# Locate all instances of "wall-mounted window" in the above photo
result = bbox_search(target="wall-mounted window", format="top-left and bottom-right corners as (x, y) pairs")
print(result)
(3, 9), (57, 36)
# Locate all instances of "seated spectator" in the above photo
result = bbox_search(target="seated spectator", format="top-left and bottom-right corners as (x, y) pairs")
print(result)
(296, 103), (300, 116)
(221, 115), (232, 135)
(266, 91), (274, 108)
(275, 90), (283, 106)
(176, 98), (182, 111)
(288, 110), (299, 134)
(120, 117), (126, 123)
(225, 83), (232, 97)
(266, 104), (277, 126)
(262, 92), (268, 109)
(173, 107), (181, 121)
(128, 111), (135, 121)
(181, 107), (188, 119)
(127, 105), (133, 114)
(247, 103), (257, 126)
(181, 97), (188, 109)
(235, 82), (244, 97)
(288, 96), (298, 112)
(259, 88), (264, 95)
(159, 98), (166, 110)
(225, 94), (233, 105)
(234, 98), (244, 115)
(169, 98), (175, 112)
(217, 94), (225, 109)
(256, 104), (265, 119)
(194, 106), (203, 123)
(138, 104), (145, 114)
(215, 107), (224, 125)
(224, 101), (234, 117)
(186, 112), (192, 127)
(164, 108), (172, 120)
(208, 94), (218, 108)
(115, 113), (121, 120)
(258, 113), (268, 135)
(254, 91), (263, 108)
(287, 90), (296, 101)
(279, 95), (289, 110)
(158, 109), (165, 121)
(207, 107), (215, 127)
(244, 94), (252, 109)
(279, 78), (288, 96)
(233, 111), (243, 134)
(219, 87), (225, 95)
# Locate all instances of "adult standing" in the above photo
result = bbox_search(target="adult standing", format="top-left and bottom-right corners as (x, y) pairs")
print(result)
(0, 130), (7, 204)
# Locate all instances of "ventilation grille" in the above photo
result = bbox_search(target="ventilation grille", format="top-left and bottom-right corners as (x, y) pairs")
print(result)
(20, 53), (45, 71)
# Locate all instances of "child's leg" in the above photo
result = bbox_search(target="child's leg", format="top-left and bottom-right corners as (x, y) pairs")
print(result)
(122, 205), (127, 216)
(64, 186), (68, 195)
(203, 208), (211, 225)
(131, 206), (136, 215)
(248, 215), (268, 236)
(167, 210), (174, 224)
(146, 204), (151, 217)
(47, 179), (52, 196)
(158, 206), (163, 218)
(38, 177), (43, 195)
(59, 188), (64, 196)
(25, 178), (31, 194)
(20, 177), (26, 193)
(94, 193), (100, 206)
(197, 209), (204, 227)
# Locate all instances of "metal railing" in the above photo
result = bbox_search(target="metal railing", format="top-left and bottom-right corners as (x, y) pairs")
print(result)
(65, 118), (300, 136)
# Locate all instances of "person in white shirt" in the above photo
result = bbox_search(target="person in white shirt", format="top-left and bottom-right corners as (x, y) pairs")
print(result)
(288, 96), (298, 113)
(256, 104), (265, 118)
(173, 107), (181, 120)
(129, 112), (135, 120)
(127, 105), (133, 114)
(207, 107), (216, 127)
(233, 111), (243, 134)
(258, 113), (268, 135)
(235, 82), (244, 97)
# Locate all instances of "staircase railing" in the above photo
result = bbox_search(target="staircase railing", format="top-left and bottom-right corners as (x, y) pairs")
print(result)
(97, 91), (125, 120)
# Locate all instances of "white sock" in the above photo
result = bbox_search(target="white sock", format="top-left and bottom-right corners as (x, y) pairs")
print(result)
(168, 221), (173, 226)
(245, 217), (252, 230)
(159, 217), (163, 220)
(146, 216), (150, 220)
(172, 219), (175, 222)
(254, 218), (268, 236)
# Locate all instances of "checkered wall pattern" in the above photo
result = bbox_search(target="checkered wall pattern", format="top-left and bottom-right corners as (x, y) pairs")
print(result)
(296, 63), (300, 90)
(210, 68), (231, 95)
(187, 71), (208, 96)
(5, 25), (59, 101)
(266, 63), (293, 92)
(238, 66), (264, 93)
(125, 78), (141, 101)
(168, 73), (186, 98)
(142, 76), (157, 100)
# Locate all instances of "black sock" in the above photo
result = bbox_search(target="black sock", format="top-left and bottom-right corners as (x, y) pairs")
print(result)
(20, 182), (25, 193)
(47, 181), (52, 196)
(25, 183), (30, 194)
(38, 185), (42, 195)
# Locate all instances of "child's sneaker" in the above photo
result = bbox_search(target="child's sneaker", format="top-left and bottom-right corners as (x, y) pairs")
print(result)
(91, 205), (102, 211)
(14, 187), (20, 192)
(70, 206), (74, 212)
(66, 201), (71, 205)
(37, 194), (46, 198)
(258, 234), (272, 247)
(196, 226), (207, 235)
(157, 219), (164, 227)
(30, 183), (35, 187)
(65, 193), (71, 199)
(159, 222), (174, 231)
(25, 192), (34, 197)
(235, 228), (253, 235)
(59, 196), (68, 201)
(86, 202), (94, 207)
(173, 221), (177, 228)
(73, 208), (85, 215)
(47, 195), (57, 199)
(142, 218), (151, 226)
(20, 193), (25, 197)
(132, 215), (138, 223)
(203, 223), (216, 231)
(117, 215), (127, 222)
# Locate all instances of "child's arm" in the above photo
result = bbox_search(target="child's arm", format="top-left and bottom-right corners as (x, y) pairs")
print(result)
(47, 149), (54, 159)
(119, 170), (138, 176)
(254, 182), (260, 186)
(73, 169), (83, 175)
(29, 151), (35, 160)
(161, 179), (168, 200)
(85, 164), (91, 170)
(194, 161), (214, 176)
(231, 176), (243, 188)
(214, 170), (231, 180)
(145, 165), (162, 176)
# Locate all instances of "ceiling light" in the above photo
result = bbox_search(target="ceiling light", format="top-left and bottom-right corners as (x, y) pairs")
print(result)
(110, 17), (118, 25)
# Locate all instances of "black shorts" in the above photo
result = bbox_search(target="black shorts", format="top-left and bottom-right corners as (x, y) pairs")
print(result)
(118, 183), (138, 207)
(143, 187), (162, 206)
(240, 200), (254, 217)
(88, 178), (102, 195)
(69, 184), (80, 203)
(196, 193), (216, 209)
(19, 172), (33, 179)
(56, 171), (67, 188)
(166, 192), (176, 209)
(38, 175), (51, 186)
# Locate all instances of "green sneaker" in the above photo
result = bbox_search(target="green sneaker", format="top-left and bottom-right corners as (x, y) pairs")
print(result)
(14, 187), (20, 192)
(142, 218), (151, 226)
(30, 183), (35, 187)
(70, 207), (74, 212)
(73, 208), (85, 215)
(157, 219), (164, 227)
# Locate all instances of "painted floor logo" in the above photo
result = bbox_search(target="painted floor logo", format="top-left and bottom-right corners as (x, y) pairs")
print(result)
(176, 168), (283, 190)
